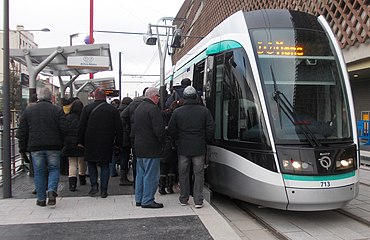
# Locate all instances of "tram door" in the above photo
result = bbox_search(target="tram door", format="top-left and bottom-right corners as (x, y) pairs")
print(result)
(193, 60), (206, 103)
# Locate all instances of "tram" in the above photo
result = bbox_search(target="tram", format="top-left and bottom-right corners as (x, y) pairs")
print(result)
(165, 9), (359, 211)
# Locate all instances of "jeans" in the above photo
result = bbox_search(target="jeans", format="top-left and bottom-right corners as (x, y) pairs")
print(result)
(31, 150), (61, 201)
(88, 162), (110, 191)
(178, 155), (205, 205)
(135, 158), (160, 205)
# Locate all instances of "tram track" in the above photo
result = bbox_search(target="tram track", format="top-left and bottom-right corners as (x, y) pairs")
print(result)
(232, 199), (370, 240)
(234, 200), (290, 240)
(335, 208), (370, 227)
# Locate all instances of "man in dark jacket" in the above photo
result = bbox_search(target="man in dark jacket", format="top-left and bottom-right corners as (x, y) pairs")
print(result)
(121, 87), (148, 187)
(133, 87), (166, 208)
(78, 88), (123, 198)
(168, 86), (215, 208)
(164, 78), (191, 109)
(17, 87), (68, 207)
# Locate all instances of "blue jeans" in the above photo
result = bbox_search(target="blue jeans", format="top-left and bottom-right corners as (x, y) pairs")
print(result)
(178, 155), (205, 205)
(31, 150), (61, 201)
(88, 162), (110, 191)
(135, 158), (160, 205)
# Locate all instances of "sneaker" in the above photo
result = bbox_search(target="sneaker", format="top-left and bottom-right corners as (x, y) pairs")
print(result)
(36, 200), (46, 207)
(135, 202), (141, 207)
(180, 202), (188, 206)
(141, 201), (164, 209)
(195, 204), (203, 209)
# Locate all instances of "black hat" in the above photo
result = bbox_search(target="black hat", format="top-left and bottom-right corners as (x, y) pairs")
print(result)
(181, 78), (191, 86)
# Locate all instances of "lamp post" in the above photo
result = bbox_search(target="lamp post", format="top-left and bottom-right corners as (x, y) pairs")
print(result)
(1, 25), (50, 198)
(144, 18), (176, 109)
(119, 52), (122, 100)
(69, 33), (85, 97)
(70, 33), (80, 46)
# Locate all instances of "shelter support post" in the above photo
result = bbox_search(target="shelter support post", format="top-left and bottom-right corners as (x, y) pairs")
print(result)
(23, 47), (63, 101)
(59, 75), (79, 99)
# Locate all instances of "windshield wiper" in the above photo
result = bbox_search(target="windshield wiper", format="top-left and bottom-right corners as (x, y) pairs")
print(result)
(270, 66), (322, 147)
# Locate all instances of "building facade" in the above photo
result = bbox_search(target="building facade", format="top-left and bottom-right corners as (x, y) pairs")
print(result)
(172, 0), (370, 120)
(0, 25), (58, 111)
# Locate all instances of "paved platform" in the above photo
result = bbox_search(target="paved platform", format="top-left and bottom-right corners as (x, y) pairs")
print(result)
(0, 173), (241, 240)
(0, 193), (241, 240)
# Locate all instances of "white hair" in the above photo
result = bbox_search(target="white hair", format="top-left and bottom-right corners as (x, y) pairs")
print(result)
(37, 87), (52, 101)
(144, 87), (159, 98)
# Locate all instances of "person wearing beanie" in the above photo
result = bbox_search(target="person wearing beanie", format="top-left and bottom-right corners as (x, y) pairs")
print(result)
(78, 87), (123, 198)
(168, 86), (215, 208)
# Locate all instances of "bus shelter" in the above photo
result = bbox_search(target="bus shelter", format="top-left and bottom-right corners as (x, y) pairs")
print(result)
(10, 44), (113, 100)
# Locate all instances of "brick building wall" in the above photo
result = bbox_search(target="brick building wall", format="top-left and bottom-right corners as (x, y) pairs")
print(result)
(172, 0), (370, 64)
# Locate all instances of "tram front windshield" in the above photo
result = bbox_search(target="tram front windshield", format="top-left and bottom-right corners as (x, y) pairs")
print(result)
(251, 29), (351, 143)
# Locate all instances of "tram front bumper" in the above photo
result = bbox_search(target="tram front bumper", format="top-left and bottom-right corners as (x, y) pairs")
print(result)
(285, 182), (359, 211)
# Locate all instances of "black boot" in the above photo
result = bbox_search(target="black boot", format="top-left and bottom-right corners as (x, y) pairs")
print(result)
(79, 175), (86, 185)
(69, 177), (77, 191)
(166, 175), (175, 194)
(47, 191), (58, 205)
(88, 184), (99, 197)
(158, 176), (167, 195)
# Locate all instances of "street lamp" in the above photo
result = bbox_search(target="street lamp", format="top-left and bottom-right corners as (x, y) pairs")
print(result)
(70, 33), (85, 46)
(143, 17), (183, 109)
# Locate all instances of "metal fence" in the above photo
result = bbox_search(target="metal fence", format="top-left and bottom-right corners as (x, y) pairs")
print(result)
(0, 126), (25, 185)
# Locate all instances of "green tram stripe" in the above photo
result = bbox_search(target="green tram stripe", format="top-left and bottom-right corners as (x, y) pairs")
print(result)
(206, 40), (242, 55)
(173, 40), (242, 79)
(283, 171), (355, 181)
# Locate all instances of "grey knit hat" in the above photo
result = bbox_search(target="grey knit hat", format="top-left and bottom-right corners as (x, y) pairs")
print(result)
(183, 86), (197, 99)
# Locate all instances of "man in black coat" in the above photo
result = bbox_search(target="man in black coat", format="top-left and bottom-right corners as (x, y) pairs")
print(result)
(78, 88), (123, 198)
(17, 87), (68, 207)
(133, 87), (166, 208)
(168, 86), (215, 208)
(121, 87), (148, 187)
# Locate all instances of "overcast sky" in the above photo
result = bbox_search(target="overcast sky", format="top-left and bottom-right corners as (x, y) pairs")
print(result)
(0, 0), (185, 98)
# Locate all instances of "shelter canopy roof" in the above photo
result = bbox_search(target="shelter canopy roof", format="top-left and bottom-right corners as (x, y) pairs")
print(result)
(9, 44), (112, 77)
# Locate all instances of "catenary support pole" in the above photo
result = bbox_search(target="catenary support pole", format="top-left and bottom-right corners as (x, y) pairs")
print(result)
(2, 0), (12, 198)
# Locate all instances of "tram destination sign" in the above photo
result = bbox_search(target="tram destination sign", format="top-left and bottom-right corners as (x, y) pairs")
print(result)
(67, 56), (110, 69)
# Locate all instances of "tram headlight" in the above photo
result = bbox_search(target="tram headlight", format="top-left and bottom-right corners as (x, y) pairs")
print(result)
(281, 159), (312, 172)
(291, 161), (301, 169)
(336, 157), (354, 170)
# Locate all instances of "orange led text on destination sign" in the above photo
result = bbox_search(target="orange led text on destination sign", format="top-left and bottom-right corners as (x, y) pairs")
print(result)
(257, 41), (304, 56)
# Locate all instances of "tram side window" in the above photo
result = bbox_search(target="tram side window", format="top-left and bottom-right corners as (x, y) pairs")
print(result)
(214, 50), (264, 143)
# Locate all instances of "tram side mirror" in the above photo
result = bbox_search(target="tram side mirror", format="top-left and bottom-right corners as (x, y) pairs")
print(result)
(171, 29), (183, 48)
(229, 57), (237, 68)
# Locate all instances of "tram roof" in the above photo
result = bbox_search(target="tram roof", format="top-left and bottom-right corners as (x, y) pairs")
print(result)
(9, 43), (112, 77)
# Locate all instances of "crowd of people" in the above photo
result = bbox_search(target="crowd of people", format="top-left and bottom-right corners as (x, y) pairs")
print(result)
(17, 78), (215, 209)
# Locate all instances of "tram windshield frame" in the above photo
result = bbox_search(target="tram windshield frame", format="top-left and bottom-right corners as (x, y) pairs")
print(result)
(251, 28), (352, 144)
